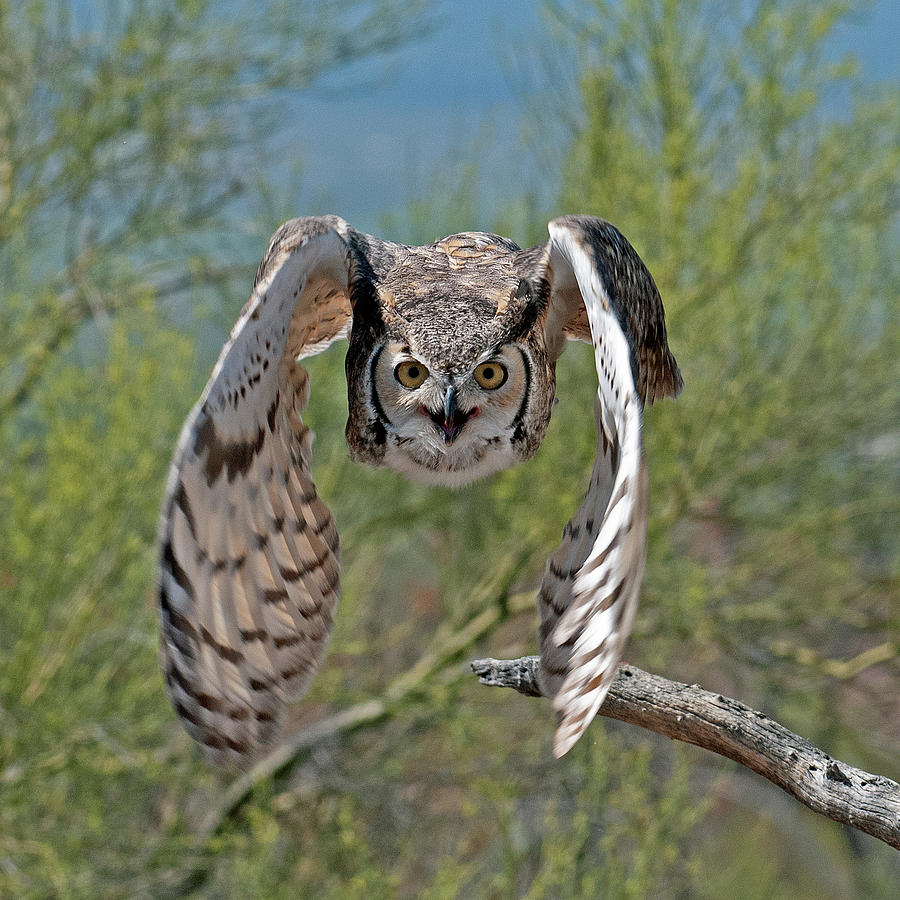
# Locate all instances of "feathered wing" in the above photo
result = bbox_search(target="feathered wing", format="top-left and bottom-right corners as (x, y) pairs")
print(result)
(157, 215), (368, 766)
(537, 215), (682, 757)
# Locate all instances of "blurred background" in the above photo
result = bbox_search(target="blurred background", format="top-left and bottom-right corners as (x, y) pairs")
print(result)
(1, 0), (897, 896)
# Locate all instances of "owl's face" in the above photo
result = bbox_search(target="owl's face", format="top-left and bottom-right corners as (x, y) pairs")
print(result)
(346, 321), (554, 487)
(372, 338), (536, 485)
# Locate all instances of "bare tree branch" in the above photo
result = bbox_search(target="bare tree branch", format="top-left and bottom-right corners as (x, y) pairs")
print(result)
(470, 656), (900, 851)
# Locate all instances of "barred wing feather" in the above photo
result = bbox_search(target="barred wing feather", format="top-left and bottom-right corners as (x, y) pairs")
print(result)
(157, 217), (358, 766)
(538, 216), (681, 757)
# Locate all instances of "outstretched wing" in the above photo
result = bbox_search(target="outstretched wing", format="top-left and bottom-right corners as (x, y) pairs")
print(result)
(157, 215), (368, 767)
(538, 215), (682, 757)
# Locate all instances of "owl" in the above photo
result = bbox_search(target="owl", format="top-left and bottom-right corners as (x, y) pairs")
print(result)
(157, 214), (682, 766)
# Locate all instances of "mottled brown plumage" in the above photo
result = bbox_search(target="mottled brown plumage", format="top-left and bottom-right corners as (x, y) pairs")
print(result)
(157, 215), (681, 766)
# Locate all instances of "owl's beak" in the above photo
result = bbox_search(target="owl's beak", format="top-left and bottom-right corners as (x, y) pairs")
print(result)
(426, 384), (477, 445)
(443, 384), (457, 425)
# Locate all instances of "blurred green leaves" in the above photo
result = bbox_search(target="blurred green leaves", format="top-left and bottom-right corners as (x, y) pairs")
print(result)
(0, 305), (203, 896)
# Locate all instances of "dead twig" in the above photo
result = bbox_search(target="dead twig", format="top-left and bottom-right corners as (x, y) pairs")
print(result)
(471, 656), (900, 851)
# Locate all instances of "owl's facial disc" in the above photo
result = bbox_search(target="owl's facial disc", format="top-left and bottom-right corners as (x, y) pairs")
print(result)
(370, 340), (530, 486)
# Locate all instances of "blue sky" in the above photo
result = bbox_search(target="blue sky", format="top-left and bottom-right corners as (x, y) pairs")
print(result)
(286, 0), (898, 234)
(286, 1), (540, 231)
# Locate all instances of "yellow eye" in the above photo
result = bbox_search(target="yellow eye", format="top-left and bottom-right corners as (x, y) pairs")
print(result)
(474, 361), (508, 390)
(394, 360), (429, 389)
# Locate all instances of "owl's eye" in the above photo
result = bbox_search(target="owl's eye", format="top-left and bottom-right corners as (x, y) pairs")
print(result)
(473, 361), (508, 390)
(394, 360), (429, 389)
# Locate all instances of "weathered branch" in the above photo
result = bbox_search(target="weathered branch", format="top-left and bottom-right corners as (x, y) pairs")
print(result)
(470, 656), (900, 851)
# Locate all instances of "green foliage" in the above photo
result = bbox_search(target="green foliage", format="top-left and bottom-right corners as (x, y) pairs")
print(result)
(1, 0), (897, 896)
(0, 305), (206, 896)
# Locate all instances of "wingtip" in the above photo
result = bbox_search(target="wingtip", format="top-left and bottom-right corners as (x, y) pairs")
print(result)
(552, 719), (584, 758)
(645, 350), (684, 405)
(667, 361), (685, 400)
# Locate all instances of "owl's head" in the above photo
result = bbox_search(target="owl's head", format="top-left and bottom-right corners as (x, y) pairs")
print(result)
(344, 236), (554, 487)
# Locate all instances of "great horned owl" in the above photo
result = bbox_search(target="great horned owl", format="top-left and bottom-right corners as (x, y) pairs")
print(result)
(157, 215), (682, 766)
